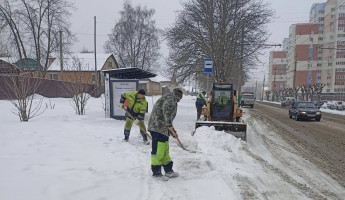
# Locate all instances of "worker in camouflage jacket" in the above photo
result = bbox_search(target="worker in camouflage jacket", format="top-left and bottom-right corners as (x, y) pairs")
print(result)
(119, 89), (149, 144)
(148, 88), (183, 180)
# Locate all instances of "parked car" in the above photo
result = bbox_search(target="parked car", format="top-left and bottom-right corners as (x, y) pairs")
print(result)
(335, 101), (345, 110)
(326, 102), (337, 110)
(289, 101), (322, 121)
(281, 97), (296, 108)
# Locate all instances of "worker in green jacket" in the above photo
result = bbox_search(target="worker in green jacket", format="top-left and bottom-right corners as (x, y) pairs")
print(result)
(119, 89), (149, 144)
(195, 91), (207, 120)
(217, 92), (229, 106)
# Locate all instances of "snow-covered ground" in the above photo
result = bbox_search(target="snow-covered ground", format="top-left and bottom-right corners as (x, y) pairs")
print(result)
(1, 95), (344, 200)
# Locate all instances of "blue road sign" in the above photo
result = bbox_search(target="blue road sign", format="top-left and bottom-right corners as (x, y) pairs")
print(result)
(204, 58), (213, 73)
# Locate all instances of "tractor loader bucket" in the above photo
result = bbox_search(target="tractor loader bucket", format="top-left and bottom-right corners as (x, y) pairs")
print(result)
(195, 121), (247, 141)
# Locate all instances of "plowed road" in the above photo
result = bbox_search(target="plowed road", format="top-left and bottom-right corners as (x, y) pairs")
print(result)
(248, 102), (345, 188)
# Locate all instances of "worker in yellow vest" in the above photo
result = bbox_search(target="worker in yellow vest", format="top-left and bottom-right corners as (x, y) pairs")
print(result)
(119, 89), (149, 144)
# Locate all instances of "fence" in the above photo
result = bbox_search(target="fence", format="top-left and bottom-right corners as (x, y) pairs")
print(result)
(0, 75), (104, 100)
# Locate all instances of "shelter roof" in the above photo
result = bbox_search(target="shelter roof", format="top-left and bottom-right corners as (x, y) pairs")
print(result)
(102, 68), (156, 79)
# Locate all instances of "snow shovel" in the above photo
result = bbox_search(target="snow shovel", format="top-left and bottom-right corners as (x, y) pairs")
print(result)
(170, 129), (197, 153)
(122, 108), (152, 140)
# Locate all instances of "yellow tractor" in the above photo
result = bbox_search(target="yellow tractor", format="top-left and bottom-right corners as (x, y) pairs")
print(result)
(195, 83), (247, 141)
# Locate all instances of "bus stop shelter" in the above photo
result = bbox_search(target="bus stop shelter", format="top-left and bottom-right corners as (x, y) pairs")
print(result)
(102, 68), (156, 120)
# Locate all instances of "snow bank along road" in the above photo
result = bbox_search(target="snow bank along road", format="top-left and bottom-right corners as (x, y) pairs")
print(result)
(248, 102), (345, 189)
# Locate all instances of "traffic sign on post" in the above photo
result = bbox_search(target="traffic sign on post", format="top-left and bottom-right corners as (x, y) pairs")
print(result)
(204, 58), (213, 73)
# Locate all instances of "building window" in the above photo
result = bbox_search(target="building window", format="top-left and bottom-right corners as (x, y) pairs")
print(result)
(336, 68), (345, 72)
(50, 73), (58, 80)
(92, 73), (96, 82)
(331, 14), (335, 18)
(307, 72), (312, 84)
(108, 62), (112, 68)
(317, 63), (322, 67)
(309, 45), (313, 60)
(328, 63), (333, 66)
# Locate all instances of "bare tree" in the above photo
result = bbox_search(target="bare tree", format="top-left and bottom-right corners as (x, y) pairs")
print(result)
(165, 0), (273, 89)
(313, 83), (325, 107)
(294, 86), (300, 100)
(0, 0), (75, 77)
(62, 56), (96, 115)
(104, 2), (160, 71)
(300, 85), (306, 101)
(265, 90), (271, 101)
(0, 73), (45, 121)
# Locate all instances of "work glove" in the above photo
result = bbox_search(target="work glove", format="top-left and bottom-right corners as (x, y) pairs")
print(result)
(134, 119), (140, 125)
(168, 126), (178, 138)
(119, 103), (124, 108)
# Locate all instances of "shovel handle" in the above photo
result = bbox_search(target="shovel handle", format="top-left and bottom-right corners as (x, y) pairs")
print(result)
(170, 128), (184, 148)
(122, 108), (152, 140)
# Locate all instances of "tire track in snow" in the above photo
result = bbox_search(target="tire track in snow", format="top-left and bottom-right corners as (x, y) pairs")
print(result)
(244, 112), (329, 200)
(247, 105), (344, 200)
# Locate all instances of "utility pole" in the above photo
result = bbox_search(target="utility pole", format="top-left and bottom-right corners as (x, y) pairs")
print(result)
(293, 60), (297, 97)
(255, 81), (257, 99)
(59, 30), (64, 81)
(94, 16), (98, 86)
(261, 75), (265, 101)
(292, 34), (297, 97)
(273, 72), (276, 101)
(238, 24), (245, 105)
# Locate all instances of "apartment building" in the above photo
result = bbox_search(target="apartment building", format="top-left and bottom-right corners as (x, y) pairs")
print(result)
(268, 51), (288, 91)
(269, 0), (345, 98)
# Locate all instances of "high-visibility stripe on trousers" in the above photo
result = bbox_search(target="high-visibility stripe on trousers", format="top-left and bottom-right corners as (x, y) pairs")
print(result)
(150, 131), (171, 166)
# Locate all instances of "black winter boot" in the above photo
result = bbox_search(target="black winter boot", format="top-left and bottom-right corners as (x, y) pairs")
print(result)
(163, 161), (179, 178)
(140, 131), (149, 145)
(151, 165), (162, 176)
(163, 161), (174, 173)
(124, 129), (130, 141)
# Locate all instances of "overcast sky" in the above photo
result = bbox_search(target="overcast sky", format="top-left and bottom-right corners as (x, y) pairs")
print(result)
(70, 0), (316, 81)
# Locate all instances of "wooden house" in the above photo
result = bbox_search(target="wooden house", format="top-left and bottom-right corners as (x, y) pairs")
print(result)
(0, 59), (20, 74)
(46, 53), (118, 85)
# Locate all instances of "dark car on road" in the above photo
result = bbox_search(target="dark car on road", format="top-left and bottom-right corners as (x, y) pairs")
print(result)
(289, 101), (322, 121)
